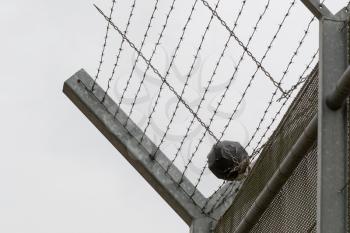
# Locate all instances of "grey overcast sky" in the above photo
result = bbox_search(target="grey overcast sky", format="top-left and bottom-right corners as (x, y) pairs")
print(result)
(0, 1), (347, 233)
(0, 1), (186, 232)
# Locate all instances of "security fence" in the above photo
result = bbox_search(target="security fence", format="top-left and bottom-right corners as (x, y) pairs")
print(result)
(63, 0), (350, 232)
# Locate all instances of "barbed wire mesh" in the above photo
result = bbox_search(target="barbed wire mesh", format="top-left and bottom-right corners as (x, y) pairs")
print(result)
(88, 0), (348, 213)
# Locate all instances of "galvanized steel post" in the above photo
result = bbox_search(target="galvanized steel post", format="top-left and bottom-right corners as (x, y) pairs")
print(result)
(318, 8), (348, 233)
(63, 69), (225, 233)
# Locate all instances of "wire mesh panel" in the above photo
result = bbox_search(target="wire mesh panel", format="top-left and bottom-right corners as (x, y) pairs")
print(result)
(249, 145), (317, 233)
(214, 67), (318, 232)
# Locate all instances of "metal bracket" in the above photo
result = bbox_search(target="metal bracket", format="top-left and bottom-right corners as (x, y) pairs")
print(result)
(63, 69), (236, 232)
(300, 0), (332, 19)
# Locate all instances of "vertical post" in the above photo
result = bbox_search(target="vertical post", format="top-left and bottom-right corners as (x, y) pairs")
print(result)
(318, 10), (348, 233)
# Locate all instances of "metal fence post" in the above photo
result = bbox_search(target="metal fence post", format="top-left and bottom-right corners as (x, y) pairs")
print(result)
(318, 9), (348, 233)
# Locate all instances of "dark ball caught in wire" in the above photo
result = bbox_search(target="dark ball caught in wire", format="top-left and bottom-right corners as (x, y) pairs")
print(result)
(207, 141), (249, 181)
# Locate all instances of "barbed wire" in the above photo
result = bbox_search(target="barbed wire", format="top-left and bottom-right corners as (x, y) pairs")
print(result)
(185, 0), (272, 191)
(207, 50), (318, 211)
(244, 14), (316, 150)
(192, 0), (318, 208)
(249, 50), (318, 160)
(92, 0), (116, 92)
(206, 0), (324, 212)
(199, 0), (288, 96)
(102, 0), (137, 103)
(211, 0), (344, 220)
(152, 0), (222, 160)
(94, 4), (220, 144)
(125, 0), (177, 127)
(92, 0), (322, 213)
(139, 0), (202, 147)
(217, 0), (298, 141)
(165, 0), (250, 175)
(207, 50), (319, 211)
(187, 0), (297, 189)
(116, 0), (160, 117)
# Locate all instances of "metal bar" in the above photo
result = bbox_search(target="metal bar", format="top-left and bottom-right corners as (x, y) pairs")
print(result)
(233, 116), (317, 233)
(300, 0), (332, 19)
(326, 65), (350, 110)
(318, 10), (348, 233)
(63, 69), (208, 226)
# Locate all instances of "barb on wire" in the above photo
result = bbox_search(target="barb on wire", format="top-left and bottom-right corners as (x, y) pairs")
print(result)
(92, 0), (117, 91)
(152, 0), (221, 161)
(102, 0), (137, 103)
(165, 0), (250, 174)
(94, 4), (220, 143)
(199, 0), (287, 96)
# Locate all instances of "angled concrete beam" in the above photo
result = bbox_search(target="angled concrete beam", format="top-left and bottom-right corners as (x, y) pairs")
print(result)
(300, 0), (332, 19)
(63, 69), (208, 226)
